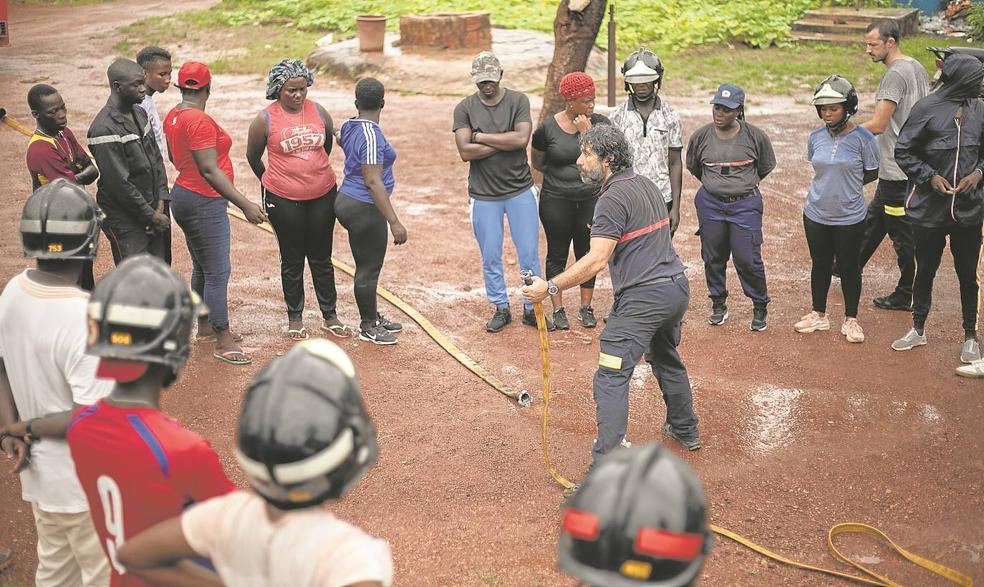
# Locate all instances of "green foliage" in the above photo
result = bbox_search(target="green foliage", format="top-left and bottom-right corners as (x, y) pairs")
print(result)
(968, 2), (984, 43)
(184, 0), (888, 55)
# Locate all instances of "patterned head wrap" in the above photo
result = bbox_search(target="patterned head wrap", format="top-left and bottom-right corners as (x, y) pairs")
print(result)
(559, 72), (595, 101)
(266, 59), (314, 100)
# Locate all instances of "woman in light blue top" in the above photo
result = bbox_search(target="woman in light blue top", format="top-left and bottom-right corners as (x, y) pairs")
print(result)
(794, 75), (879, 343)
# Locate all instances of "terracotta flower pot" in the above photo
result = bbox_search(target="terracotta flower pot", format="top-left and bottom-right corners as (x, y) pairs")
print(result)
(356, 15), (387, 52)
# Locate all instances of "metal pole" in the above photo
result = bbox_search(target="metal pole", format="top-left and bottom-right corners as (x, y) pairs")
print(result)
(607, 2), (616, 107)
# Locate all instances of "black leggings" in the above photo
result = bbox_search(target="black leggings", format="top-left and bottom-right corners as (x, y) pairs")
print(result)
(911, 223), (982, 337)
(539, 194), (597, 289)
(263, 188), (338, 322)
(335, 194), (388, 328)
(803, 214), (864, 317)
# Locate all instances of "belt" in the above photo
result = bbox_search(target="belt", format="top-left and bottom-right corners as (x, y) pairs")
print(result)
(710, 191), (754, 203)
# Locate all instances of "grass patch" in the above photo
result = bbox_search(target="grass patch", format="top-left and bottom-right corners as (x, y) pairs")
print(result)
(125, 0), (897, 56)
(672, 35), (968, 95)
(114, 13), (323, 76)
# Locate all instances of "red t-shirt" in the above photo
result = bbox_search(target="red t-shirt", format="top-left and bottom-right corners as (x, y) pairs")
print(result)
(67, 401), (236, 586)
(163, 107), (234, 197)
(25, 127), (92, 190)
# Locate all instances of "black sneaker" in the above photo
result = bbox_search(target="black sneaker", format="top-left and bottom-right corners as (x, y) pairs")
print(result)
(486, 307), (511, 333)
(708, 305), (728, 326)
(579, 305), (598, 328)
(522, 308), (556, 331)
(376, 314), (403, 332)
(873, 292), (912, 311)
(750, 307), (768, 332)
(553, 308), (570, 330)
(663, 423), (701, 451)
(360, 323), (397, 345)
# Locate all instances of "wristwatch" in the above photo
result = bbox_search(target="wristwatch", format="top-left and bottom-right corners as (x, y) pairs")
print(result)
(25, 418), (37, 442)
(547, 280), (559, 296)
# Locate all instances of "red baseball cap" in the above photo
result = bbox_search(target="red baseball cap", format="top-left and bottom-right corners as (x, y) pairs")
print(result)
(96, 358), (149, 383)
(176, 61), (212, 89)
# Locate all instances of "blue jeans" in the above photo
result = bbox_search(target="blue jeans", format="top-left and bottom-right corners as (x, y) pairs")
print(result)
(470, 187), (541, 311)
(169, 185), (232, 331)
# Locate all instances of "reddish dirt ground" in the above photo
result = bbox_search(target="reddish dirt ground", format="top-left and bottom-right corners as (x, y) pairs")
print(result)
(1, 2), (983, 586)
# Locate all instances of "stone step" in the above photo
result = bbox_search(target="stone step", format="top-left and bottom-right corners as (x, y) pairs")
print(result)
(792, 19), (869, 35)
(790, 31), (864, 45)
(802, 9), (887, 24)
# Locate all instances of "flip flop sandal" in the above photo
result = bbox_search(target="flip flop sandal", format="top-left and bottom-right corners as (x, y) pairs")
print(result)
(286, 327), (309, 340)
(213, 350), (252, 365)
(196, 332), (244, 344)
(322, 323), (353, 338)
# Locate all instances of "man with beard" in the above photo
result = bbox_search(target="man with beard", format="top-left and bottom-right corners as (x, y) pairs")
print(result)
(87, 59), (169, 264)
(522, 125), (700, 460)
(609, 49), (683, 236)
(891, 54), (984, 369)
(857, 21), (929, 313)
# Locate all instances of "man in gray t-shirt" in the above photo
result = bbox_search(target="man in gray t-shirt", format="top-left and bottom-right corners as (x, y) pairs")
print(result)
(858, 20), (929, 311)
(452, 52), (545, 334)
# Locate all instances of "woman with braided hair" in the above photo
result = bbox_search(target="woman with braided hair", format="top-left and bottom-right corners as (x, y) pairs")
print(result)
(531, 72), (609, 329)
(247, 59), (351, 341)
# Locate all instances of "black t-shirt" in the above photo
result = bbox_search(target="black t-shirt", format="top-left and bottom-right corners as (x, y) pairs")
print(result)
(591, 168), (685, 296)
(685, 121), (776, 198)
(531, 113), (610, 200)
(452, 89), (534, 200)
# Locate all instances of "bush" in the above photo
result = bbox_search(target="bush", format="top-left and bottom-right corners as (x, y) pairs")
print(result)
(968, 2), (984, 43)
(195, 0), (885, 55)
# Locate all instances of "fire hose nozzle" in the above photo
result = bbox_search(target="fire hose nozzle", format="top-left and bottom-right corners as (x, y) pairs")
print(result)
(520, 269), (534, 286)
(516, 390), (532, 407)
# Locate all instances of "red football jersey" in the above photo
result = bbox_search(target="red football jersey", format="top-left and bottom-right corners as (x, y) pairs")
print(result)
(67, 400), (236, 586)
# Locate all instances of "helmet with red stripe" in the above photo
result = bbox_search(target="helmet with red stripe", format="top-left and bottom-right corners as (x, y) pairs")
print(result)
(558, 443), (712, 586)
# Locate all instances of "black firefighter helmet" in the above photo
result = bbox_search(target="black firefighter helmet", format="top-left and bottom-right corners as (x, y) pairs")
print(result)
(559, 443), (712, 587)
(236, 339), (378, 511)
(20, 178), (101, 260)
(622, 48), (665, 92)
(87, 254), (197, 384)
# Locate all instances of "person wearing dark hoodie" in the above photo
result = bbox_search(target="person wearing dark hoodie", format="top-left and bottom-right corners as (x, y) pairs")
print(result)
(891, 54), (984, 367)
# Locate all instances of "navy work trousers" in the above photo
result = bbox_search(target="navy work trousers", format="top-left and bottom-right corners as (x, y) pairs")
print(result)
(694, 187), (769, 307)
(592, 274), (698, 461)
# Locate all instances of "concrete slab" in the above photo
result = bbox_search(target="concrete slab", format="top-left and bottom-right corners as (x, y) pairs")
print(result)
(307, 28), (609, 98)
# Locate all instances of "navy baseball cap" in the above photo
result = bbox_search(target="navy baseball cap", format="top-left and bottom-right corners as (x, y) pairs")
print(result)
(710, 83), (745, 109)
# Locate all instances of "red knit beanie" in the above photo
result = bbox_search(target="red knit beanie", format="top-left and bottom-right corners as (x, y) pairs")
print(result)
(559, 72), (595, 101)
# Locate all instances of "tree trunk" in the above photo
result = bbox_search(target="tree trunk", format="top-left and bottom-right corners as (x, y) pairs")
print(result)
(539, 0), (608, 124)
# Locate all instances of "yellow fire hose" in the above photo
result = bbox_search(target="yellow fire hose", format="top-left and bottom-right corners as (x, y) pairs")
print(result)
(521, 271), (577, 491)
(227, 207), (531, 406)
(2, 114), (973, 586)
(0, 108), (33, 136)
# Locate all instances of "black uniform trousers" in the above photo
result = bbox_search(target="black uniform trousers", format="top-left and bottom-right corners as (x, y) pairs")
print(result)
(102, 213), (167, 265)
(858, 179), (914, 298)
(592, 274), (698, 461)
(911, 222), (983, 337)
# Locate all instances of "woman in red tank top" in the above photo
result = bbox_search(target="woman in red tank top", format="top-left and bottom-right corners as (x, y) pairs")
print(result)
(246, 59), (350, 340)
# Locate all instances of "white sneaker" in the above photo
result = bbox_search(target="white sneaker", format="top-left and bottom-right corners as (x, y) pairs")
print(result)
(794, 311), (830, 333)
(841, 318), (864, 343)
(956, 359), (984, 378)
